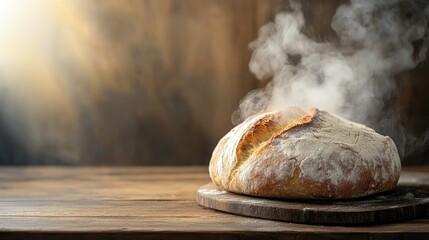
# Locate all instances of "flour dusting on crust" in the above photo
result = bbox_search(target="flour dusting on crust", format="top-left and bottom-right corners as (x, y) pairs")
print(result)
(277, 110), (400, 187)
(209, 107), (401, 199)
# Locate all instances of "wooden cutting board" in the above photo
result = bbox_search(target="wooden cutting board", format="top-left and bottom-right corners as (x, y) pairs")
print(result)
(196, 171), (429, 225)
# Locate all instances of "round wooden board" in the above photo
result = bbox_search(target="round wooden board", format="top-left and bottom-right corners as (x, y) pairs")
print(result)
(196, 171), (429, 225)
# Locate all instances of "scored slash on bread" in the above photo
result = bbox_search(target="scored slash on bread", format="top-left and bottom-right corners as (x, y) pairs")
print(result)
(209, 107), (401, 199)
(228, 108), (317, 190)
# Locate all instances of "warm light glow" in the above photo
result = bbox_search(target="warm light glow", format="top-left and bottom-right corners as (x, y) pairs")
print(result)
(0, 0), (46, 64)
(0, 0), (88, 160)
(0, 0), (33, 36)
(0, 0), (137, 163)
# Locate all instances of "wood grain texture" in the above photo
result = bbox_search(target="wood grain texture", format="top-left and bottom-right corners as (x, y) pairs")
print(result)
(196, 173), (429, 225)
(0, 166), (429, 240)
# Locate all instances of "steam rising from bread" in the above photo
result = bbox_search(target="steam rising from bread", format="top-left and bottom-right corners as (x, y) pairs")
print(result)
(234, 0), (429, 158)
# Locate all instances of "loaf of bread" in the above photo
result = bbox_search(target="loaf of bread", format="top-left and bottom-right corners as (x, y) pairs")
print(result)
(209, 107), (401, 199)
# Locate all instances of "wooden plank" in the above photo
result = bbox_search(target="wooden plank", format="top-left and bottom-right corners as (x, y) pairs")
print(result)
(197, 182), (429, 225)
(3, 232), (428, 240)
(0, 167), (428, 240)
(0, 199), (427, 233)
(0, 167), (210, 200)
(0, 212), (428, 234)
(0, 201), (429, 234)
(0, 200), (213, 217)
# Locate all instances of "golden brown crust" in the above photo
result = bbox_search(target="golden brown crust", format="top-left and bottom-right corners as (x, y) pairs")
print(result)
(209, 108), (401, 199)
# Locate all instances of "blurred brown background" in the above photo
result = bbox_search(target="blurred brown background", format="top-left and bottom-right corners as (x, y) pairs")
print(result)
(0, 0), (427, 165)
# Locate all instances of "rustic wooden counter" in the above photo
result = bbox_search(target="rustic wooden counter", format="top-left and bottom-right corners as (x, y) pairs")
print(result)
(0, 166), (428, 239)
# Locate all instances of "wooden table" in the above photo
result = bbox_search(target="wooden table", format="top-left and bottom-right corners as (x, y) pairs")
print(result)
(0, 166), (428, 240)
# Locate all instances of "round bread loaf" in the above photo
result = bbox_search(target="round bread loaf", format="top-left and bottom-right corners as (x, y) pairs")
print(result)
(209, 107), (401, 199)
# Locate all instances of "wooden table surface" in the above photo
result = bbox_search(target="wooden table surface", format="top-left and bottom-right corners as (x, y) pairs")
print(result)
(0, 166), (428, 240)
